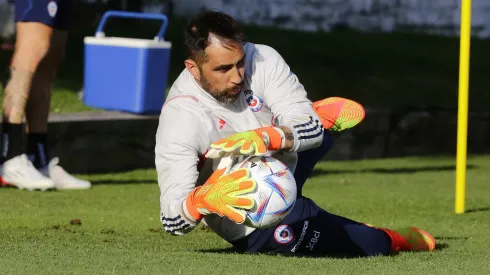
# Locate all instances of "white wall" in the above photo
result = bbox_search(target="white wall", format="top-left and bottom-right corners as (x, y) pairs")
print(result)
(170, 0), (490, 38)
(0, 0), (14, 38)
(1, 0), (489, 38)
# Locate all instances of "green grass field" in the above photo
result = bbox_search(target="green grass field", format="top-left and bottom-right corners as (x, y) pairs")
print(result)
(1, 156), (489, 274)
(2, 18), (490, 113)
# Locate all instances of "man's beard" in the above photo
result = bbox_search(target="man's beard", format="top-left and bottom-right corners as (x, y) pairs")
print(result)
(200, 76), (241, 104)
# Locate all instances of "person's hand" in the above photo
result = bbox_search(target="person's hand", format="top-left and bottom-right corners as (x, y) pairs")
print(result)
(184, 164), (256, 224)
(205, 127), (286, 159)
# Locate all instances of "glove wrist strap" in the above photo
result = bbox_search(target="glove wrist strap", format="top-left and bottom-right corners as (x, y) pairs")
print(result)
(257, 126), (286, 151)
(183, 188), (204, 222)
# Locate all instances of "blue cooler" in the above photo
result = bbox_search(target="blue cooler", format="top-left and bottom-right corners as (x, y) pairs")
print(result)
(83, 11), (171, 114)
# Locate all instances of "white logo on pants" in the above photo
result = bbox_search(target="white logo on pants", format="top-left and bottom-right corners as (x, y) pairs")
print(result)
(47, 1), (58, 18)
(291, 221), (309, 252)
(306, 231), (321, 251)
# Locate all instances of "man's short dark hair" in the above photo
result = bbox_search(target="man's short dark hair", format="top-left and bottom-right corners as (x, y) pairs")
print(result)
(184, 10), (244, 65)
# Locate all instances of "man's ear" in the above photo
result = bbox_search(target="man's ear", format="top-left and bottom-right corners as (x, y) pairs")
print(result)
(184, 59), (201, 81)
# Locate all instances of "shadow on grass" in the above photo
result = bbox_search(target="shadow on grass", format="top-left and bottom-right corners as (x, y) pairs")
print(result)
(90, 179), (156, 185)
(197, 247), (364, 259)
(197, 244), (448, 259)
(435, 236), (469, 241)
(435, 243), (450, 251)
(465, 207), (490, 213)
(310, 164), (478, 178)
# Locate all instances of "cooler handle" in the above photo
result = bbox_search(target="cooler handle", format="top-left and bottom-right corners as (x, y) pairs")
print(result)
(95, 10), (169, 41)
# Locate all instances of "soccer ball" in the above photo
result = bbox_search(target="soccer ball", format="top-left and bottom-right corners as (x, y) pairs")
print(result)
(230, 155), (297, 229)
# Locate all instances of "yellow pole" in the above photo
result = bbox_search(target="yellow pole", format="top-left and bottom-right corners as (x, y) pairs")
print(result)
(456, 0), (472, 214)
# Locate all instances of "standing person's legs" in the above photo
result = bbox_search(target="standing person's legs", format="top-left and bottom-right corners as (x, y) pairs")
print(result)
(20, 0), (90, 190)
(1, 21), (52, 162)
(17, 0), (73, 169)
(25, 29), (67, 169)
(0, 0), (73, 190)
(0, 0), (57, 190)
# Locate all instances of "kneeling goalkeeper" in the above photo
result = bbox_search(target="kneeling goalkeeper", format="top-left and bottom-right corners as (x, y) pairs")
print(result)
(155, 10), (436, 257)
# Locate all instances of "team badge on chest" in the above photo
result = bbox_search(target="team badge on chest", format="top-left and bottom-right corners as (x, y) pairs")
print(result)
(244, 90), (263, 112)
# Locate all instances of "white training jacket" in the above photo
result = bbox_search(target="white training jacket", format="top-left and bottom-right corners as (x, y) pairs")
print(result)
(155, 42), (324, 242)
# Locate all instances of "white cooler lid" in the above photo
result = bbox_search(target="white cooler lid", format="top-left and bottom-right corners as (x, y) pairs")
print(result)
(84, 36), (172, 48)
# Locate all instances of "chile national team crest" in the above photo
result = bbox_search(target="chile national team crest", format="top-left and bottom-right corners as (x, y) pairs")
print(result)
(244, 90), (263, 112)
(274, 224), (294, 244)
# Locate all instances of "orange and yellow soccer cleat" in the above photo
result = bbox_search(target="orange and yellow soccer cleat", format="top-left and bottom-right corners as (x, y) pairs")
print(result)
(381, 226), (437, 253)
(312, 97), (365, 132)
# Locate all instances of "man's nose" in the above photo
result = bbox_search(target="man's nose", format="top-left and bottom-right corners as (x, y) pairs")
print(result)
(231, 67), (243, 84)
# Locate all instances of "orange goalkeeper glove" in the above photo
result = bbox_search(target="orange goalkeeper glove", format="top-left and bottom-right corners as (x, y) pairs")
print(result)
(184, 166), (257, 224)
(205, 126), (286, 159)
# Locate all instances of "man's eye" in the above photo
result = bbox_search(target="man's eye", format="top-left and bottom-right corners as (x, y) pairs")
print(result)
(215, 66), (232, 72)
